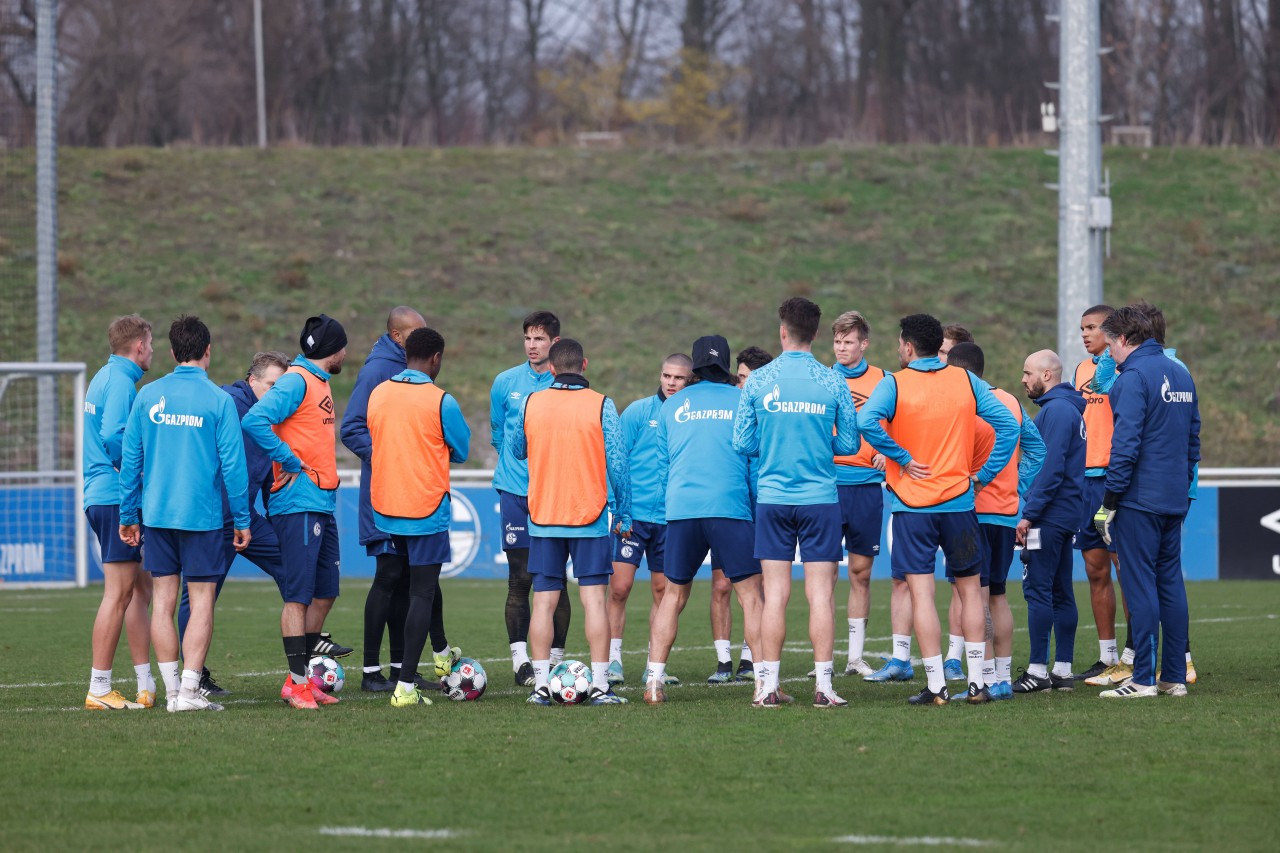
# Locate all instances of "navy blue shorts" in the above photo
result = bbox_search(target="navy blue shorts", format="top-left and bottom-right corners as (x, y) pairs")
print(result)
(499, 491), (531, 551)
(612, 520), (666, 573)
(890, 511), (982, 580)
(143, 526), (225, 581)
(220, 515), (285, 583)
(1074, 477), (1115, 552)
(86, 505), (141, 565)
(666, 518), (760, 585)
(391, 532), (451, 567)
(365, 538), (399, 558)
(838, 484), (883, 558)
(529, 535), (612, 592)
(983, 524), (1018, 594)
(754, 502), (843, 563)
(271, 511), (341, 605)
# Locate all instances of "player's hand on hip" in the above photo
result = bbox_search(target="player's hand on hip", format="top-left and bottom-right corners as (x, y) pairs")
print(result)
(233, 528), (252, 552)
(904, 458), (931, 479)
(274, 470), (301, 490)
(119, 524), (141, 547)
(872, 453), (887, 472)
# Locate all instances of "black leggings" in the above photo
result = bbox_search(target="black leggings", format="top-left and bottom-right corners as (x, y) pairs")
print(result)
(365, 553), (447, 668)
(505, 548), (570, 648)
(400, 563), (443, 684)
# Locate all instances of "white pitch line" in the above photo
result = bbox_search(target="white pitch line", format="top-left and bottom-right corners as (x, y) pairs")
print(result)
(833, 834), (997, 847)
(319, 827), (460, 840)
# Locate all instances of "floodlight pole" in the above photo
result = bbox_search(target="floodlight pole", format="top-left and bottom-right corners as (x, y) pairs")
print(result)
(254, 0), (267, 149)
(35, 0), (58, 477)
(1055, 0), (1109, 367)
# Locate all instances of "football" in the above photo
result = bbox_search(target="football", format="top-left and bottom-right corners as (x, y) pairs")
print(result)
(548, 659), (592, 705)
(308, 655), (345, 693)
(441, 657), (487, 701)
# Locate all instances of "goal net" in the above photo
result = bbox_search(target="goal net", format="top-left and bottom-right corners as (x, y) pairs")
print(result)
(0, 362), (86, 587)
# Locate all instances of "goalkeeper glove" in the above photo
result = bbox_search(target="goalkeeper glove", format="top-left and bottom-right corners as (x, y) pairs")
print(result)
(1093, 504), (1115, 546)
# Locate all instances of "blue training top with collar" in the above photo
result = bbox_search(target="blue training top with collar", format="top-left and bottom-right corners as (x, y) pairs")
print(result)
(658, 380), (753, 522)
(490, 361), (556, 497)
(82, 354), (144, 511)
(340, 333), (408, 549)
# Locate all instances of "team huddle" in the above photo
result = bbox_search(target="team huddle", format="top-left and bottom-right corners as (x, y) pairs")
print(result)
(80, 296), (1200, 712)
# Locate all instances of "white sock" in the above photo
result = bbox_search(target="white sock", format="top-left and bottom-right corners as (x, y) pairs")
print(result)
(892, 633), (912, 662)
(591, 661), (610, 693)
(609, 638), (623, 664)
(647, 660), (666, 683)
(765, 661), (781, 693)
(1120, 647), (1135, 665)
(511, 641), (530, 670)
(814, 661), (834, 693)
(983, 658), (998, 688)
(923, 655), (944, 693)
(965, 643), (985, 690)
(1185, 651), (1193, 664)
(158, 661), (181, 695)
(996, 656), (1012, 682)
(390, 661), (402, 672)
(434, 645), (450, 658)
(532, 659), (550, 691)
(740, 643), (754, 663)
(1100, 639), (1118, 665)
(89, 668), (112, 696)
(180, 668), (201, 697)
(1028, 663), (1049, 678)
(134, 663), (155, 694)
(550, 647), (565, 666)
(397, 681), (415, 692)
(847, 618), (867, 662)
(1052, 661), (1073, 678)
(946, 634), (965, 661)
(714, 640), (731, 664)
(363, 665), (382, 674)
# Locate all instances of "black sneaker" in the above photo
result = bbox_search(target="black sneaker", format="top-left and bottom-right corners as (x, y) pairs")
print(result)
(515, 661), (535, 687)
(1050, 672), (1075, 691)
(199, 668), (231, 697)
(312, 632), (353, 659)
(1012, 670), (1052, 693)
(1075, 660), (1108, 681)
(907, 686), (950, 706)
(362, 670), (394, 692)
(386, 667), (442, 692)
(948, 683), (991, 704)
(734, 660), (755, 682)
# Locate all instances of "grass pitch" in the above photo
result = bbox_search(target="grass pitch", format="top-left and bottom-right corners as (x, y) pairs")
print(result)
(1, 577), (1277, 851)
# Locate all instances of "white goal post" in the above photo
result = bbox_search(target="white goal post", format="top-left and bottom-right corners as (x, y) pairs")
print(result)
(0, 362), (87, 588)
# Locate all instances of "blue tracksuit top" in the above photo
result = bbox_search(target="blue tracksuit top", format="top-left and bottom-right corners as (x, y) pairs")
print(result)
(82, 355), (144, 510)
(658, 381), (753, 523)
(340, 334), (407, 546)
(620, 391), (668, 524)
(1020, 382), (1088, 533)
(510, 375), (631, 538)
(218, 379), (272, 527)
(732, 350), (859, 506)
(1094, 345), (1199, 499)
(1104, 340), (1200, 516)
(976, 381), (1047, 528)
(240, 356), (337, 516)
(374, 370), (471, 537)
(833, 360), (886, 486)
(490, 361), (555, 496)
(857, 357), (1020, 514)
(119, 366), (250, 531)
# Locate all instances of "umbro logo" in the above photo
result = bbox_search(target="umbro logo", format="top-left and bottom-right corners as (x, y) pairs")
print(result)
(850, 390), (870, 407)
(318, 395), (334, 414)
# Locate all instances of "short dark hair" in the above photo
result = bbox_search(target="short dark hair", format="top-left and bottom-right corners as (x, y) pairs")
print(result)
(404, 327), (445, 362)
(1100, 306), (1153, 346)
(946, 342), (984, 377)
(523, 310), (560, 339)
(899, 313), (944, 357)
(247, 351), (290, 379)
(778, 297), (822, 344)
(549, 338), (585, 373)
(1131, 300), (1167, 345)
(1082, 304), (1114, 319)
(736, 346), (773, 371)
(943, 324), (974, 344)
(664, 353), (693, 370)
(169, 315), (210, 364)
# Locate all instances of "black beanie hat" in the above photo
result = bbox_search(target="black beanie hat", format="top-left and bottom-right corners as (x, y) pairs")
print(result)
(300, 314), (348, 361)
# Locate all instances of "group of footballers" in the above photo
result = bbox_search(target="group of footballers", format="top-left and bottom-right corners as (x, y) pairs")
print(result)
(81, 293), (1199, 712)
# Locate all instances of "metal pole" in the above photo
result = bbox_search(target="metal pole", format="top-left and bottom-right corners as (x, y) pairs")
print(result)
(1057, 0), (1099, 366)
(254, 0), (267, 149)
(35, 0), (58, 477)
(74, 368), (86, 587)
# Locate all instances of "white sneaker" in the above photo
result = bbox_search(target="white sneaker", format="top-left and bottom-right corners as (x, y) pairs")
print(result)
(1158, 681), (1188, 697)
(1100, 682), (1158, 699)
(166, 694), (177, 712)
(843, 658), (875, 677)
(172, 690), (226, 712)
(813, 688), (849, 708)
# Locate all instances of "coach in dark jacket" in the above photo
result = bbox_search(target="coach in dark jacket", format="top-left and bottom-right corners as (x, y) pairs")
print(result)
(1013, 350), (1087, 693)
(1095, 307), (1200, 698)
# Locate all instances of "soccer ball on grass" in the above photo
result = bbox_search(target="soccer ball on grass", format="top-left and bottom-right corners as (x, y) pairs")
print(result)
(548, 659), (592, 705)
(308, 655), (345, 693)
(441, 657), (487, 701)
